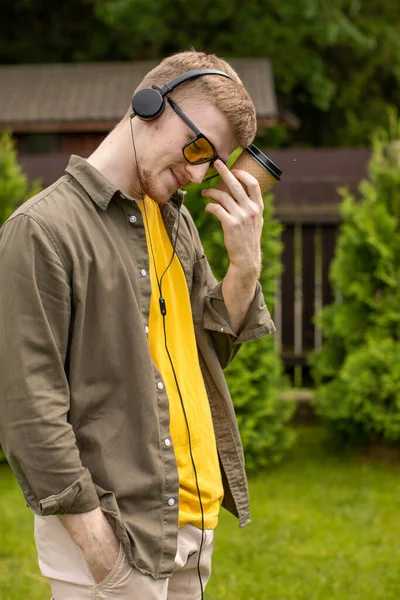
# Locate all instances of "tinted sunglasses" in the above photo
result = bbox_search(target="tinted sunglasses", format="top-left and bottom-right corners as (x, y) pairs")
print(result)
(167, 97), (224, 181)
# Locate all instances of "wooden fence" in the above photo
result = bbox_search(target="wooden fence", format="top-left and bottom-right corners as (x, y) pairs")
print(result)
(266, 149), (370, 385)
(18, 148), (372, 386)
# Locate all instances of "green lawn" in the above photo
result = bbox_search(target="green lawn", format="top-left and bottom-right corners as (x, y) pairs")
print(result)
(1, 427), (400, 600)
(0, 467), (50, 600)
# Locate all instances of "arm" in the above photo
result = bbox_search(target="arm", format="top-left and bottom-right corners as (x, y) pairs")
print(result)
(59, 508), (120, 582)
(202, 159), (275, 338)
(183, 160), (275, 367)
(0, 214), (98, 514)
(182, 191), (274, 369)
(221, 264), (258, 335)
(0, 214), (118, 581)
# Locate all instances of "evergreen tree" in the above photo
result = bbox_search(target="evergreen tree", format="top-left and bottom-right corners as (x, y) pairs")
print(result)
(184, 165), (293, 470)
(0, 132), (41, 226)
(310, 114), (400, 444)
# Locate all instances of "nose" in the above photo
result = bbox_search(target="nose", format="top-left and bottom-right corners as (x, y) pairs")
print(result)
(186, 162), (210, 184)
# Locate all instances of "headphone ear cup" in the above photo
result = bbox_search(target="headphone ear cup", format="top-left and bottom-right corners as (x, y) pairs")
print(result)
(131, 88), (165, 120)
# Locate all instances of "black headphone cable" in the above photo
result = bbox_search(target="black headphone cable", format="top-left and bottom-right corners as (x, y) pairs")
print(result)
(130, 117), (206, 598)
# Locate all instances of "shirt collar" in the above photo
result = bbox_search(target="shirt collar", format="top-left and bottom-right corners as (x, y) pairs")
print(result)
(65, 154), (184, 211)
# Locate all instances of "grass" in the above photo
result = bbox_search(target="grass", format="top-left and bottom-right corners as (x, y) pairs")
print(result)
(1, 426), (400, 599)
(0, 467), (50, 600)
(207, 427), (400, 599)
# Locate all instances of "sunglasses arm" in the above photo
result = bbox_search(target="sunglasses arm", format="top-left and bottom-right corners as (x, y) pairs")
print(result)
(167, 98), (202, 136)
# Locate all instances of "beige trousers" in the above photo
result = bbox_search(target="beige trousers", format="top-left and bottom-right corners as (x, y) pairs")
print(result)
(34, 515), (214, 600)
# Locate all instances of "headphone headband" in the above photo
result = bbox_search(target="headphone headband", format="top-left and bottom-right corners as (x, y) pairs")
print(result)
(131, 69), (233, 121)
(157, 69), (233, 97)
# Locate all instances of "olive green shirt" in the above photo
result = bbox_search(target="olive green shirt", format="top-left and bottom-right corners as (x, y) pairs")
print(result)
(0, 155), (275, 578)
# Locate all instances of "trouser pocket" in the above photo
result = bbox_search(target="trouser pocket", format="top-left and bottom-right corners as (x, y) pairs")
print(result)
(93, 543), (130, 597)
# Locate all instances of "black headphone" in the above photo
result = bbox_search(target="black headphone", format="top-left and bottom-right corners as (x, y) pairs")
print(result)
(131, 69), (233, 121)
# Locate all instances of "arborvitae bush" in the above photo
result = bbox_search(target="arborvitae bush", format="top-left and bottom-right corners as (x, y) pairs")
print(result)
(184, 167), (294, 470)
(310, 116), (400, 444)
(0, 131), (41, 226)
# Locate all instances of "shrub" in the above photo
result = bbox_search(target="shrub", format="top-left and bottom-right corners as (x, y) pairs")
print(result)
(184, 163), (294, 470)
(0, 131), (41, 226)
(310, 114), (400, 444)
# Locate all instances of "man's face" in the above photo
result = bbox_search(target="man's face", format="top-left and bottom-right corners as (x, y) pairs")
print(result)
(136, 99), (237, 204)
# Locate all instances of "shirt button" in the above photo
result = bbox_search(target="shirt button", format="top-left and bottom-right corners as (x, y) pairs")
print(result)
(129, 215), (137, 224)
(140, 269), (147, 277)
(145, 326), (149, 334)
(167, 498), (175, 506)
(157, 382), (164, 390)
(164, 438), (171, 447)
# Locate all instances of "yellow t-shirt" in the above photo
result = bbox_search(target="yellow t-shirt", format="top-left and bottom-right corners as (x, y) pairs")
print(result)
(137, 196), (223, 529)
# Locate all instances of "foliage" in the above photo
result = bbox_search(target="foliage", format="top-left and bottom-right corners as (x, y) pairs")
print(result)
(93, 0), (400, 147)
(184, 165), (294, 470)
(0, 0), (119, 64)
(2, 1), (400, 146)
(310, 113), (400, 444)
(0, 132), (41, 226)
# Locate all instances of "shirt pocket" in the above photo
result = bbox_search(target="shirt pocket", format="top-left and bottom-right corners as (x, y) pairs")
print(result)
(190, 256), (208, 324)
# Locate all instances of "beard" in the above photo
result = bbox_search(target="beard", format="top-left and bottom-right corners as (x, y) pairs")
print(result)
(135, 164), (172, 205)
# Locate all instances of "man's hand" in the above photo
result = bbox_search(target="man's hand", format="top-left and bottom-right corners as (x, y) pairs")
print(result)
(201, 159), (263, 279)
(59, 507), (121, 584)
(201, 160), (264, 333)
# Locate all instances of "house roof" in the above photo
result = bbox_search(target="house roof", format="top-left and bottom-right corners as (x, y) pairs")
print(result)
(0, 59), (278, 133)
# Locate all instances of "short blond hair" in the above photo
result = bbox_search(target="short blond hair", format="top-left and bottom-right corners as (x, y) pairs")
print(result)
(132, 51), (257, 148)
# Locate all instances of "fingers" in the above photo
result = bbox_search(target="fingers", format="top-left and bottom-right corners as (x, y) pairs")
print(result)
(201, 187), (243, 218)
(204, 200), (239, 233)
(212, 160), (248, 203)
(231, 169), (264, 209)
(212, 160), (264, 209)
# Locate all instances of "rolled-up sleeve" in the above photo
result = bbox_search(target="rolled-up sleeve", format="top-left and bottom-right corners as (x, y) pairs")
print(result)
(202, 265), (276, 368)
(0, 214), (99, 515)
(204, 279), (276, 343)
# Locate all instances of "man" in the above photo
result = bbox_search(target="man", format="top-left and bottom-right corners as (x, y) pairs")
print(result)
(0, 50), (275, 599)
